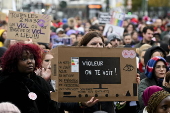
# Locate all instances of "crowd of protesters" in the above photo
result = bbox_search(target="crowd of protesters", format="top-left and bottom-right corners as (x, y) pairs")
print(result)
(0, 13), (170, 113)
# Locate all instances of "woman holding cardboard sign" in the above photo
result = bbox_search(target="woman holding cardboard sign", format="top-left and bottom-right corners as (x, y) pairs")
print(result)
(78, 31), (115, 113)
(0, 42), (98, 113)
(78, 31), (140, 113)
(35, 49), (53, 81)
(78, 31), (104, 48)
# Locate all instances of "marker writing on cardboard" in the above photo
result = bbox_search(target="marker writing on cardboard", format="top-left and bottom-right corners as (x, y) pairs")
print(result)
(37, 15), (50, 27)
(32, 29), (45, 34)
(17, 23), (29, 28)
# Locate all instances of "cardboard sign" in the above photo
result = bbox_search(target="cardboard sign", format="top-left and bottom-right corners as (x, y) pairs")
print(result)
(52, 37), (72, 48)
(0, 12), (7, 21)
(7, 11), (51, 43)
(98, 12), (111, 24)
(110, 11), (125, 27)
(51, 47), (137, 102)
(103, 24), (124, 37)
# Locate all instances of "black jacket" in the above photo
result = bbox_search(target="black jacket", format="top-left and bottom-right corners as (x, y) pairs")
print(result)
(0, 72), (59, 113)
(134, 40), (156, 48)
(0, 72), (90, 113)
(0, 73), (114, 113)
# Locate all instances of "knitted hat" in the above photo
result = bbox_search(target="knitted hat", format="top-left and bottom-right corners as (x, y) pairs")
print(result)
(142, 85), (163, 106)
(62, 18), (67, 24)
(62, 24), (69, 31)
(56, 28), (64, 34)
(0, 102), (21, 113)
(0, 29), (5, 37)
(107, 33), (121, 42)
(145, 56), (168, 78)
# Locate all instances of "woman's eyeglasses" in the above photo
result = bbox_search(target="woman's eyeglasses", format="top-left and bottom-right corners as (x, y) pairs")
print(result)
(155, 65), (166, 70)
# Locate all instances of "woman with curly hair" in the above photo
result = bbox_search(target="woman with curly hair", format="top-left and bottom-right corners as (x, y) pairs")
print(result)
(0, 42), (58, 113)
(0, 42), (98, 113)
(142, 85), (163, 113)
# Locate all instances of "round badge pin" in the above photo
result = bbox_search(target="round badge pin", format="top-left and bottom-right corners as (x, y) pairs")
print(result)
(28, 92), (37, 100)
(122, 50), (129, 58)
(129, 50), (136, 59)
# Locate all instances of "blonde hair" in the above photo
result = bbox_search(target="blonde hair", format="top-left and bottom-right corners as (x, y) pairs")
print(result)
(68, 17), (76, 28)
(136, 44), (152, 55)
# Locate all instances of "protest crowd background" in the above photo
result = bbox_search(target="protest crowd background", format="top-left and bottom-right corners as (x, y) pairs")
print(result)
(1, 1), (170, 113)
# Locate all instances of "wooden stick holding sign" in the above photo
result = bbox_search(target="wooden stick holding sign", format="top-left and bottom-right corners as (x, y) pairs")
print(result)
(7, 11), (51, 43)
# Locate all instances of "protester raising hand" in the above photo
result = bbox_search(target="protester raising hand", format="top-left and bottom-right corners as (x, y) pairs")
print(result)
(35, 67), (51, 81)
(35, 49), (53, 81)
(41, 68), (51, 81)
(0, 42), (100, 113)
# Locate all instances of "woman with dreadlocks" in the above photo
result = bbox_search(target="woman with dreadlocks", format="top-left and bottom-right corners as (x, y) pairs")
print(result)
(146, 90), (170, 113)
(142, 85), (163, 113)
